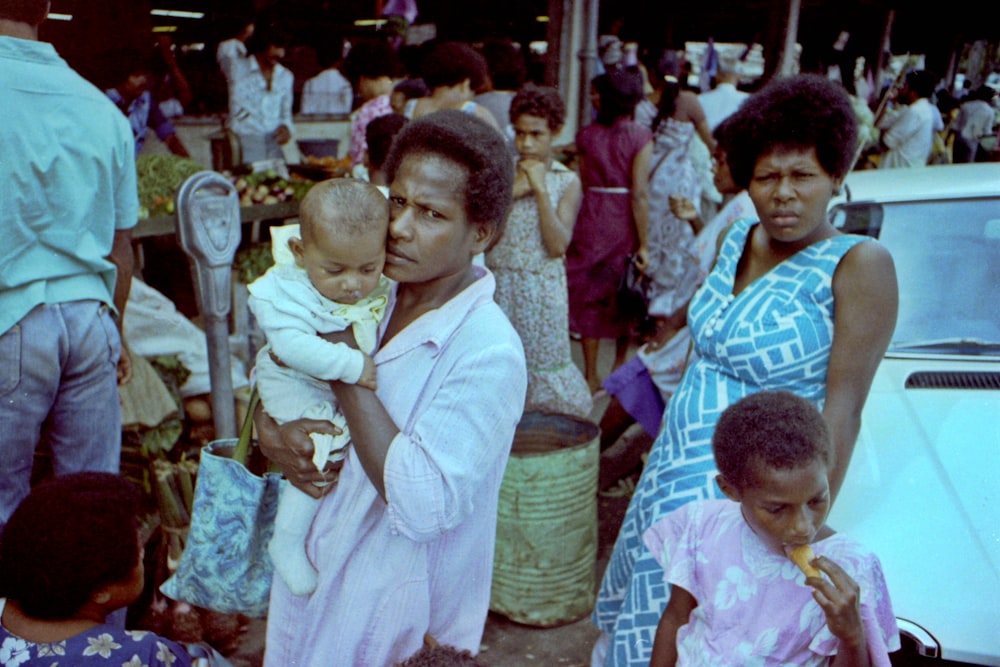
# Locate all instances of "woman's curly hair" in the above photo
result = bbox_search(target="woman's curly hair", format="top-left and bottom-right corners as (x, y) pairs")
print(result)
(384, 109), (514, 248)
(723, 74), (858, 189)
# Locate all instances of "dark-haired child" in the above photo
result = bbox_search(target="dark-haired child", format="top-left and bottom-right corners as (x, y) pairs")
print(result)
(644, 391), (900, 667)
(485, 83), (590, 419)
(0, 472), (230, 666)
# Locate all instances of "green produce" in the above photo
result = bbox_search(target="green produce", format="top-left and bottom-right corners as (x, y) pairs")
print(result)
(234, 242), (275, 285)
(136, 154), (205, 218)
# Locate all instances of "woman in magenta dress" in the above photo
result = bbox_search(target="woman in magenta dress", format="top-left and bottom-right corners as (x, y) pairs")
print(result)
(566, 67), (653, 394)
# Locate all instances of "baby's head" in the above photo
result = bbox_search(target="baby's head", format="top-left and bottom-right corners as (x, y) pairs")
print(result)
(713, 390), (833, 551)
(291, 179), (389, 304)
(0, 472), (145, 620)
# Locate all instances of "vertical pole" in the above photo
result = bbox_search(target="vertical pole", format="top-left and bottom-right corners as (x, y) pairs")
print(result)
(874, 9), (896, 94)
(577, 0), (598, 130)
(777, 0), (801, 77)
(175, 171), (242, 440)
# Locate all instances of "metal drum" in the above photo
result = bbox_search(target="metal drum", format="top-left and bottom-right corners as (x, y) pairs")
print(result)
(490, 412), (600, 627)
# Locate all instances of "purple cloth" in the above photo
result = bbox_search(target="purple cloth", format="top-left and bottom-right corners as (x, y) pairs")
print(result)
(602, 355), (665, 437)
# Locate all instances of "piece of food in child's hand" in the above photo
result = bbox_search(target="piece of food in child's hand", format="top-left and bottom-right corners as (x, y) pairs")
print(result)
(787, 544), (821, 578)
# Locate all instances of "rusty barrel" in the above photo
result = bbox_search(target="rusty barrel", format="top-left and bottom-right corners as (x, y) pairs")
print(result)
(490, 411), (600, 627)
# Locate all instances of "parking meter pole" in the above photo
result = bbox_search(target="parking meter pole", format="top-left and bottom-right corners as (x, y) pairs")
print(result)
(175, 171), (242, 440)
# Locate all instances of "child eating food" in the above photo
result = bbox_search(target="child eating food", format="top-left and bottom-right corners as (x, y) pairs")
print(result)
(644, 390), (900, 666)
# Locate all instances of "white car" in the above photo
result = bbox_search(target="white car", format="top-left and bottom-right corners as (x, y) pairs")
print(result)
(827, 163), (1000, 666)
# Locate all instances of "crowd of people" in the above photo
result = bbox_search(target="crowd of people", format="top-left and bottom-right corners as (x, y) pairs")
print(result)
(4, 0), (998, 665)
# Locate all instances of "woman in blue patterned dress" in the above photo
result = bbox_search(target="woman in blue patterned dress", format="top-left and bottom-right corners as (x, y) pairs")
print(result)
(592, 74), (900, 667)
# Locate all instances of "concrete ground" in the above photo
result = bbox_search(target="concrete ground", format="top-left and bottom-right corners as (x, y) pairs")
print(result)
(221, 338), (647, 666)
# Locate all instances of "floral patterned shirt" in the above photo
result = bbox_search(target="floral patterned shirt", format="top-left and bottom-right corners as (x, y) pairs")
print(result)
(643, 500), (901, 667)
(0, 602), (193, 667)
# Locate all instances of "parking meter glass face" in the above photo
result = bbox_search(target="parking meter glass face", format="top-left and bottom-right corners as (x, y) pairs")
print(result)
(176, 174), (242, 267)
(192, 197), (242, 264)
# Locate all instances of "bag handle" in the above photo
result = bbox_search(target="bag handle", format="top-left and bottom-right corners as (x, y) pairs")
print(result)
(232, 386), (260, 466)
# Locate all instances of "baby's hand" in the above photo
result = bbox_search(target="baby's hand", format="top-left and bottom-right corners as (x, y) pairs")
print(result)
(356, 355), (377, 390)
(808, 556), (866, 651)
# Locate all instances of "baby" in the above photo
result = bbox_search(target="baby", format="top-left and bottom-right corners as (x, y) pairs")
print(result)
(644, 390), (900, 666)
(248, 178), (390, 596)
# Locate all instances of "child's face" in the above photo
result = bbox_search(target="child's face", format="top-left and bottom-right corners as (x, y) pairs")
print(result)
(100, 545), (146, 610)
(291, 224), (386, 304)
(513, 114), (556, 162)
(723, 457), (831, 555)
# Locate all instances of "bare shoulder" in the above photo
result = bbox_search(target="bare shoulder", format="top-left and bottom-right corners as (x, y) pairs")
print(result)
(833, 237), (899, 305)
(837, 236), (896, 279)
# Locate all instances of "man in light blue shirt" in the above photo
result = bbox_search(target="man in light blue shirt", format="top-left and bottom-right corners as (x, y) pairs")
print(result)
(0, 0), (138, 531)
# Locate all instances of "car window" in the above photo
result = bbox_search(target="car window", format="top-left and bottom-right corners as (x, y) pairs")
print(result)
(831, 198), (1000, 354)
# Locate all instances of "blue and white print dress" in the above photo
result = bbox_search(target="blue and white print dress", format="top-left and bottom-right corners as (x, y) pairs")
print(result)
(593, 217), (868, 667)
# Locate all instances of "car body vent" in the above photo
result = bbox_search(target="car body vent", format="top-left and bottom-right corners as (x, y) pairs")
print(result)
(905, 371), (1000, 390)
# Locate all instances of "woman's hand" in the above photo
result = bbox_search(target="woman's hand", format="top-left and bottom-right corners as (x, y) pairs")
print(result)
(668, 194), (698, 222)
(254, 403), (343, 498)
(668, 194), (704, 233)
(633, 244), (650, 272)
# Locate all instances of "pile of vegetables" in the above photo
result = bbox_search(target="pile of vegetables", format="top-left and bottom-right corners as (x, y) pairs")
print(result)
(137, 154), (205, 218)
(136, 156), (318, 219)
(223, 168), (314, 207)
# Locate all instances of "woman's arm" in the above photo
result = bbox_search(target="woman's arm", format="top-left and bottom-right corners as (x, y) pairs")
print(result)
(650, 585), (697, 667)
(630, 140), (654, 270)
(328, 381), (398, 500)
(304, 328), (397, 500)
(825, 240), (898, 499)
(678, 91), (716, 152)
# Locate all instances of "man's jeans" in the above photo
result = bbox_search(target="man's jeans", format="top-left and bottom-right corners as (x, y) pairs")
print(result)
(0, 301), (122, 531)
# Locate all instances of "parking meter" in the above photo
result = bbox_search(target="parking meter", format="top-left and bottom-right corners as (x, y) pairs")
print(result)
(175, 171), (242, 439)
